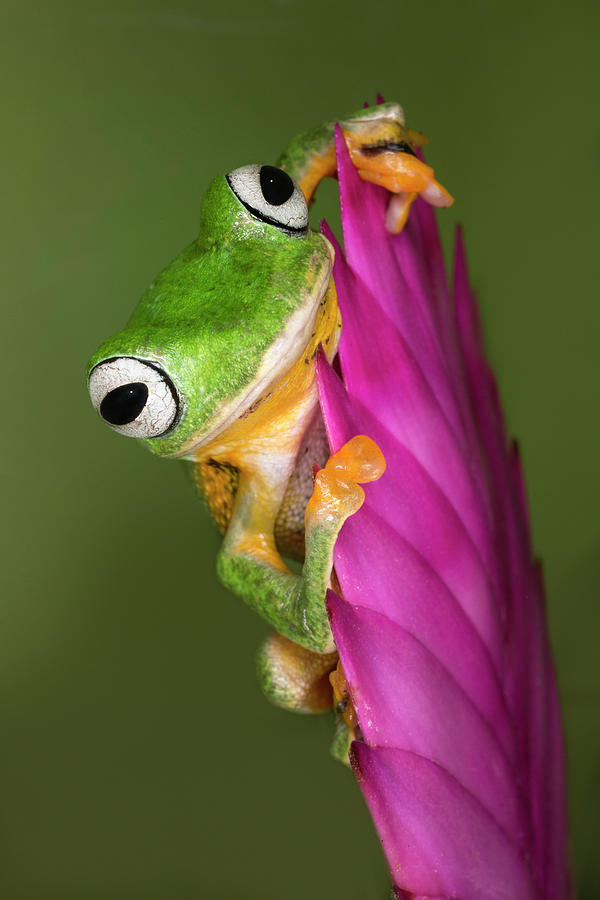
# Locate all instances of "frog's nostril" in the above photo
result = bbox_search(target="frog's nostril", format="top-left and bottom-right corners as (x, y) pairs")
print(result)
(100, 382), (149, 426)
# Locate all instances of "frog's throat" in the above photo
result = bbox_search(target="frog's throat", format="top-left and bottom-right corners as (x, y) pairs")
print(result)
(189, 272), (341, 539)
(173, 246), (337, 460)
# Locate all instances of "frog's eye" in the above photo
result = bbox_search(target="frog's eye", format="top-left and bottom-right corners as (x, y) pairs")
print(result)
(226, 164), (308, 233)
(88, 357), (180, 438)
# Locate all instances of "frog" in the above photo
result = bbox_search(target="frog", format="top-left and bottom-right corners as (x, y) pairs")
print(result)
(87, 102), (452, 759)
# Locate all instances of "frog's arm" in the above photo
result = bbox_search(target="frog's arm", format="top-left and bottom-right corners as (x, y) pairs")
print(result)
(217, 435), (385, 654)
(277, 102), (452, 232)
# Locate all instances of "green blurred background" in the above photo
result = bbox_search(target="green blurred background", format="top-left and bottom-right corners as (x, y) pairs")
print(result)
(2, 1), (599, 897)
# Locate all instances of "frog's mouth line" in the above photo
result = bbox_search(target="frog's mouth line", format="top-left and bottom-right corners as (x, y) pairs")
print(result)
(172, 240), (335, 459)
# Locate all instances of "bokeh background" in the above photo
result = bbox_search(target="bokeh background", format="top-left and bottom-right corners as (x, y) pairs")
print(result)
(2, 1), (599, 897)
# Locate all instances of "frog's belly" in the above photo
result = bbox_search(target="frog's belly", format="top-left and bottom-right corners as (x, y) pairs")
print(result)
(274, 409), (330, 561)
(192, 409), (330, 562)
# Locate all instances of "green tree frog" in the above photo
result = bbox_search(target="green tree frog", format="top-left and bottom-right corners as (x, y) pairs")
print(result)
(87, 103), (451, 753)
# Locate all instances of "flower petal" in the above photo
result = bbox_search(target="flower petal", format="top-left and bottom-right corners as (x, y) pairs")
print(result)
(351, 743), (539, 900)
(318, 353), (504, 673)
(323, 226), (496, 579)
(334, 126), (472, 451)
(327, 505), (514, 760)
(313, 122), (569, 899)
(327, 592), (529, 844)
(452, 229), (568, 897)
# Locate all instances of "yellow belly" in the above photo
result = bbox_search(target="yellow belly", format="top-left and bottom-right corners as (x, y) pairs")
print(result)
(191, 277), (341, 556)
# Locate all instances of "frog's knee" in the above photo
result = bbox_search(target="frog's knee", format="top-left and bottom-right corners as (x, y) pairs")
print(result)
(256, 632), (338, 714)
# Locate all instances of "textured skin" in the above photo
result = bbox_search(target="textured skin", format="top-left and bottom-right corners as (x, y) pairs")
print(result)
(190, 458), (239, 537)
(274, 412), (331, 560)
(256, 631), (338, 713)
(191, 411), (330, 561)
(88, 177), (333, 459)
(87, 105), (407, 724)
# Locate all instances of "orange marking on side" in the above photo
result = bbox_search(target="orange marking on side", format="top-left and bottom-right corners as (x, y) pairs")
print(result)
(194, 459), (239, 534)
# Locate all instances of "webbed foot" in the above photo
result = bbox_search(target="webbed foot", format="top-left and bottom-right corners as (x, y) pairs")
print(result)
(305, 434), (386, 532)
(339, 104), (453, 232)
(277, 102), (453, 233)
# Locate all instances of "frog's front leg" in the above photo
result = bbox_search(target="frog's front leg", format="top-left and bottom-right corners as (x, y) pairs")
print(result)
(277, 101), (452, 233)
(217, 436), (385, 654)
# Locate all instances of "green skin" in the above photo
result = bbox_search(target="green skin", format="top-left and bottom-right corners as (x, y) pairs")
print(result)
(88, 105), (405, 736)
(88, 170), (339, 656)
(88, 176), (331, 459)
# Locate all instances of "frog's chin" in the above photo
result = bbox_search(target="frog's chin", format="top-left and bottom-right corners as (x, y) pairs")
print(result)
(172, 246), (334, 459)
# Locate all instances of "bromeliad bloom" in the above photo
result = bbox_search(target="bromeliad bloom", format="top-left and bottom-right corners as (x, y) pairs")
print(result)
(87, 98), (570, 899)
(317, 127), (570, 900)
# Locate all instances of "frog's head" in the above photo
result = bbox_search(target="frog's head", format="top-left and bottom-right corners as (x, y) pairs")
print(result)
(87, 165), (333, 458)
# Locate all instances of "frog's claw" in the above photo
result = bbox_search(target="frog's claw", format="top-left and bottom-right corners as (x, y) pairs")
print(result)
(385, 191), (418, 234)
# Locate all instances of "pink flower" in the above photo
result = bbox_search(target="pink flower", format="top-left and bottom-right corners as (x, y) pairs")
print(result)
(317, 126), (570, 900)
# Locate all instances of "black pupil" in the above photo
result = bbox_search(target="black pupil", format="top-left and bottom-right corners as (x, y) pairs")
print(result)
(259, 165), (294, 206)
(100, 382), (148, 426)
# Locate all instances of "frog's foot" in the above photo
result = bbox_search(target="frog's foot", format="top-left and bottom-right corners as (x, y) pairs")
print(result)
(280, 102), (452, 233)
(257, 631), (338, 713)
(329, 659), (360, 766)
(305, 434), (386, 533)
(340, 107), (453, 233)
(342, 129), (454, 234)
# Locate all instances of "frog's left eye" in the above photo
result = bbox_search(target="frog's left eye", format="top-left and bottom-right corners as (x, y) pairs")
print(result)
(226, 164), (308, 233)
(88, 357), (180, 439)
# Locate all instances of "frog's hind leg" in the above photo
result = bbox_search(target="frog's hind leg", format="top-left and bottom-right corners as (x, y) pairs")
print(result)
(256, 631), (338, 713)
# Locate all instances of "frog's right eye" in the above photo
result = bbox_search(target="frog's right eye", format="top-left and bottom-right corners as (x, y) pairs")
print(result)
(226, 164), (308, 233)
(88, 357), (180, 438)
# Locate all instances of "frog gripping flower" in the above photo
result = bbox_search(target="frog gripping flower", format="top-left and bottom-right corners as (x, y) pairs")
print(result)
(87, 102), (569, 899)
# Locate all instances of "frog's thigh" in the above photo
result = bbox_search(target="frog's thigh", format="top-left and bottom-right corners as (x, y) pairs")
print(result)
(256, 631), (338, 713)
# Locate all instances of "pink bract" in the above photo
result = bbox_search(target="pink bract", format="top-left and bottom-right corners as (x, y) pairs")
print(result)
(316, 125), (569, 900)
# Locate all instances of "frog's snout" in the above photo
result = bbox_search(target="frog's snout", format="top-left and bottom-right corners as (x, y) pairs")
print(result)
(88, 356), (180, 439)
